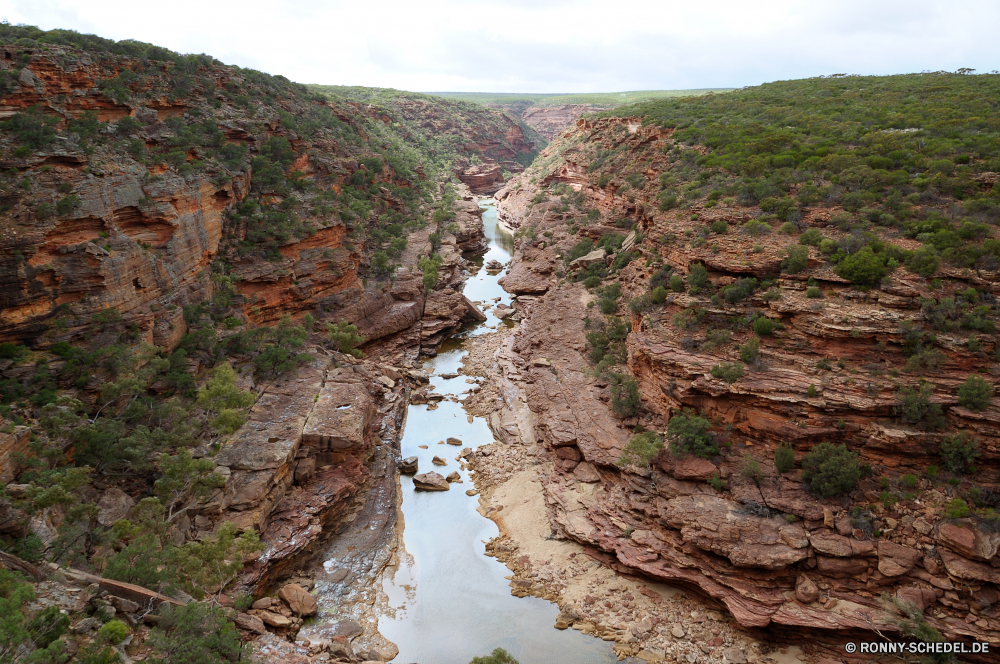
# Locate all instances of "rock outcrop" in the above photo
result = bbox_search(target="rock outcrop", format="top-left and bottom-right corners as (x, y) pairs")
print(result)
(480, 114), (1000, 654)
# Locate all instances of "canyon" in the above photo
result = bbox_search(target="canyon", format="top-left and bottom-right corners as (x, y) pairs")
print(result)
(0, 24), (998, 664)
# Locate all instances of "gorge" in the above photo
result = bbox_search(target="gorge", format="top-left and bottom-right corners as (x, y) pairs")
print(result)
(0, 22), (998, 664)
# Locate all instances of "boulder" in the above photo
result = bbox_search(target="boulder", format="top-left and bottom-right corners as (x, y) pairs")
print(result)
(432, 456), (447, 466)
(96, 488), (135, 527)
(260, 611), (293, 628)
(294, 457), (316, 483)
(413, 472), (450, 491)
(568, 249), (607, 269)
(333, 620), (363, 638)
(235, 612), (267, 634)
(938, 522), (1000, 561)
(572, 462), (601, 483)
(278, 583), (318, 617)
(795, 574), (819, 604)
(446, 437), (463, 445)
(896, 585), (937, 612)
(446, 471), (461, 482)
(877, 540), (922, 577)
(399, 456), (418, 474)
(671, 457), (717, 481)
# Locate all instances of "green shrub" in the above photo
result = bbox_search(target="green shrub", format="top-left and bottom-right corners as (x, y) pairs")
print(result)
(650, 286), (668, 304)
(721, 277), (757, 303)
(805, 286), (822, 298)
(738, 337), (759, 363)
(801, 442), (862, 498)
(780, 221), (798, 234)
(669, 274), (685, 292)
(799, 229), (824, 246)
(598, 283), (621, 314)
(900, 473), (918, 490)
(687, 264), (708, 292)
(610, 376), (640, 418)
(806, 384), (818, 397)
(742, 218), (771, 236)
(752, 317), (775, 336)
(618, 431), (664, 467)
(957, 375), (992, 411)
(836, 246), (887, 286)
(774, 443), (795, 473)
(707, 472), (726, 492)
(326, 320), (366, 358)
(710, 362), (744, 383)
(147, 602), (248, 663)
(781, 245), (809, 274)
(906, 246), (940, 277)
(710, 219), (728, 234)
(667, 410), (717, 458)
(896, 383), (945, 429)
(56, 194), (80, 216)
(98, 620), (129, 645)
(470, 648), (520, 664)
(939, 433), (979, 474)
(944, 498), (970, 519)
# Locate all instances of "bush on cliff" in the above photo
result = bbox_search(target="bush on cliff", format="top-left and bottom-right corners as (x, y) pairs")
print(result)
(609, 374), (640, 418)
(939, 433), (979, 475)
(710, 362), (744, 383)
(896, 382), (946, 430)
(773, 443), (795, 473)
(618, 431), (664, 467)
(801, 442), (862, 498)
(327, 320), (366, 359)
(470, 649), (519, 664)
(835, 246), (888, 287)
(667, 410), (717, 458)
(957, 375), (992, 411)
(781, 245), (809, 274)
(687, 264), (708, 293)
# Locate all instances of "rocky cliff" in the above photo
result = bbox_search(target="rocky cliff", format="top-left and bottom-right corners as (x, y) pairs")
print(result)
(484, 74), (1000, 657)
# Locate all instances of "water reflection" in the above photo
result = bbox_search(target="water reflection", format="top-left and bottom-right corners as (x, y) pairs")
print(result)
(377, 201), (618, 663)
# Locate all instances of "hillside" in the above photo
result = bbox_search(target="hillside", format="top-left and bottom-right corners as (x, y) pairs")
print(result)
(308, 84), (544, 193)
(0, 25), (508, 662)
(483, 71), (1000, 657)
(432, 89), (734, 140)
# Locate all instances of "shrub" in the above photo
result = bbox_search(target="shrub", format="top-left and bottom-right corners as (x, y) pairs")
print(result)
(711, 362), (744, 383)
(722, 277), (757, 303)
(667, 410), (717, 458)
(939, 433), (979, 474)
(774, 443), (795, 473)
(147, 602), (248, 663)
(900, 473), (918, 490)
(707, 472), (726, 492)
(752, 317), (775, 336)
(799, 229), (824, 246)
(836, 246), (887, 287)
(957, 375), (992, 411)
(669, 274), (685, 292)
(326, 321), (366, 358)
(906, 246), (940, 277)
(650, 286), (668, 304)
(896, 383), (945, 429)
(610, 376), (640, 418)
(944, 498), (970, 519)
(98, 620), (129, 645)
(801, 442), (862, 498)
(710, 219), (728, 234)
(742, 218), (771, 236)
(738, 337), (760, 363)
(470, 648), (520, 664)
(56, 194), (80, 216)
(618, 431), (664, 467)
(806, 384), (818, 397)
(805, 286), (822, 298)
(782, 245), (809, 274)
(598, 283), (621, 315)
(687, 264), (708, 292)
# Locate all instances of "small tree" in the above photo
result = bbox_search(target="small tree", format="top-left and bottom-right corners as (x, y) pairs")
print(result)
(801, 442), (862, 498)
(687, 264), (708, 293)
(896, 383), (945, 429)
(774, 443), (795, 473)
(781, 245), (809, 274)
(739, 337), (760, 363)
(172, 522), (261, 603)
(610, 376), (640, 418)
(153, 449), (226, 521)
(617, 431), (664, 468)
(470, 648), (519, 664)
(196, 362), (255, 435)
(957, 375), (992, 411)
(147, 602), (248, 664)
(326, 320), (366, 358)
(939, 433), (979, 474)
(752, 317), (775, 336)
(668, 410), (717, 458)
(836, 246), (887, 286)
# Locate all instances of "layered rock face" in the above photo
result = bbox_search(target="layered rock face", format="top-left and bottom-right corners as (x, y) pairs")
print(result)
(488, 116), (1000, 653)
(519, 104), (610, 140)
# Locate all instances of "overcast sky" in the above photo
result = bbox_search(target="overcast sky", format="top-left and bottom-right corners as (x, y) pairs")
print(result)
(2, 0), (997, 93)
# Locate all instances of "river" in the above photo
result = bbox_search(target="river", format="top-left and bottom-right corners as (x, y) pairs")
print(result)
(376, 200), (619, 663)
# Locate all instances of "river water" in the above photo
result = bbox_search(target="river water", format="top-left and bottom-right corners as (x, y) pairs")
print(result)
(377, 201), (618, 663)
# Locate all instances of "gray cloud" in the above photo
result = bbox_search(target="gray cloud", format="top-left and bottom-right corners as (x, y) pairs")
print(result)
(3, 0), (997, 92)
